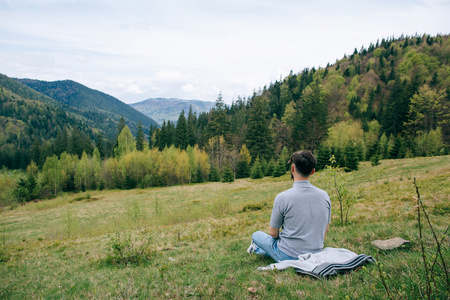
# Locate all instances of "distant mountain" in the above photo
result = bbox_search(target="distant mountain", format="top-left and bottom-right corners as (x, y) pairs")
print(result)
(16, 79), (158, 138)
(130, 98), (215, 124)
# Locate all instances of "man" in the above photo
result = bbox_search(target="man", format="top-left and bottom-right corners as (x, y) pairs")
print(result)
(247, 150), (331, 262)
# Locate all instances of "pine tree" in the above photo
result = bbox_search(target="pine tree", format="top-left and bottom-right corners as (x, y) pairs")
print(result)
(293, 74), (328, 151)
(389, 136), (405, 159)
(316, 144), (331, 171)
(250, 157), (264, 179)
(54, 128), (68, 157)
(208, 165), (221, 182)
(246, 95), (272, 160)
(186, 105), (197, 147)
(236, 160), (251, 178)
(95, 133), (105, 159)
(344, 142), (359, 171)
(207, 93), (230, 138)
(31, 139), (42, 168)
(221, 167), (235, 183)
(265, 158), (276, 176)
(136, 120), (145, 151)
(194, 167), (204, 183)
(166, 121), (175, 147)
(272, 157), (286, 177)
(383, 78), (409, 136)
(175, 110), (188, 150)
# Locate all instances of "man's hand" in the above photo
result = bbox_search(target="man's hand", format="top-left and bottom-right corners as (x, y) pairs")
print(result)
(269, 226), (279, 239)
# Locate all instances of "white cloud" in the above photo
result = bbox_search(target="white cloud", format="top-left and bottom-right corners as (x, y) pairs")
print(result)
(0, 0), (449, 104)
(182, 84), (196, 92)
(126, 84), (144, 95)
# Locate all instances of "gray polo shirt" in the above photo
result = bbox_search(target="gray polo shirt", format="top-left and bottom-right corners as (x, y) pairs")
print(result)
(270, 180), (331, 257)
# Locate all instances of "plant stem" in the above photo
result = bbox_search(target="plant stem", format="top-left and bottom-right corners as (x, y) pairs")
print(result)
(413, 178), (432, 299)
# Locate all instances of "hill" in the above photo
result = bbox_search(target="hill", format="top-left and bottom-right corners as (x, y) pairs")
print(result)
(0, 156), (448, 298)
(0, 73), (96, 169)
(130, 97), (215, 124)
(16, 78), (158, 138)
(149, 34), (450, 162)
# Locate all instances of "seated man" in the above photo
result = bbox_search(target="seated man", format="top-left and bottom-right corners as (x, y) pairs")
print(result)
(247, 150), (331, 262)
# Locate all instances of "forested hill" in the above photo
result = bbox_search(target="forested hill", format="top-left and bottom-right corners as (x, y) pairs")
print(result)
(224, 34), (449, 161)
(1, 34), (449, 177)
(16, 78), (158, 138)
(146, 34), (449, 174)
(0, 74), (96, 169)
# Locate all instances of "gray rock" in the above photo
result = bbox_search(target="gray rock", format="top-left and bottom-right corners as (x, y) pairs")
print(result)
(371, 237), (410, 250)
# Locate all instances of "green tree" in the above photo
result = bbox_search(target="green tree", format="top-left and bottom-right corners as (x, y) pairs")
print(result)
(114, 116), (127, 151)
(41, 155), (63, 196)
(221, 167), (235, 183)
(250, 157), (264, 179)
(114, 126), (136, 158)
(175, 110), (188, 150)
(382, 78), (410, 136)
(265, 158), (276, 176)
(406, 85), (448, 135)
(75, 151), (93, 191)
(95, 133), (105, 159)
(209, 165), (221, 182)
(92, 147), (102, 190)
(246, 95), (272, 160)
(317, 144), (331, 171)
(293, 74), (328, 151)
(344, 142), (359, 171)
(136, 121), (145, 152)
(389, 136), (405, 159)
(186, 105), (197, 147)
(207, 93), (230, 138)
(54, 127), (68, 157)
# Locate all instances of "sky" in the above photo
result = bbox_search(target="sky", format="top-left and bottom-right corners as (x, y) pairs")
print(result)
(1, 0), (449, 104)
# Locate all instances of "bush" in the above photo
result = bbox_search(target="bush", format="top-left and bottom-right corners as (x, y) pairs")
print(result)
(106, 230), (154, 265)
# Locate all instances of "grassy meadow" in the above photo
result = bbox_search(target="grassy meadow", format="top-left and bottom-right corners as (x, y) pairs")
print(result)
(0, 156), (449, 299)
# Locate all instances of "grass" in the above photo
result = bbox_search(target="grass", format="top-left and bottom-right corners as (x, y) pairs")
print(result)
(0, 156), (449, 299)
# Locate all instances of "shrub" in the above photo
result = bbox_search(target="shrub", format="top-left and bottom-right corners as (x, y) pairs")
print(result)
(106, 230), (154, 265)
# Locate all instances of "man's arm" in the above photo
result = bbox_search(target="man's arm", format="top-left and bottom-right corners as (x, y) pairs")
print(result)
(324, 223), (329, 239)
(269, 226), (279, 239)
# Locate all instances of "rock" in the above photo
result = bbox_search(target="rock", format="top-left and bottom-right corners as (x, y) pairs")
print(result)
(371, 237), (410, 250)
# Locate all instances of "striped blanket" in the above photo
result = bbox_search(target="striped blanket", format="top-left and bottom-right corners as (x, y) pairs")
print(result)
(257, 247), (375, 278)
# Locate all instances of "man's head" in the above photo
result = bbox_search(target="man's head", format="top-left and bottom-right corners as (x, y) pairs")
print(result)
(289, 150), (317, 178)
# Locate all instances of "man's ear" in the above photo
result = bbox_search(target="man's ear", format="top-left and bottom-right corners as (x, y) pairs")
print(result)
(310, 168), (315, 176)
(291, 164), (295, 173)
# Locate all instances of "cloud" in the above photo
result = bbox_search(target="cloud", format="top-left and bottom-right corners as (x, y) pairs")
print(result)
(126, 84), (144, 95)
(182, 83), (196, 92)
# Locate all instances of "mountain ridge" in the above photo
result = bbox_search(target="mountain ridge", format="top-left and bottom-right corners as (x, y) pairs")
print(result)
(130, 97), (215, 124)
(16, 78), (158, 138)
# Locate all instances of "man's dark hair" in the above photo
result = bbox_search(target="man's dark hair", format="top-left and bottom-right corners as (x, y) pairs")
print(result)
(289, 150), (317, 177)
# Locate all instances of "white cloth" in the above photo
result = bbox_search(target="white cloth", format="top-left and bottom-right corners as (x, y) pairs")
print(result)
(257, 247), (357, 271)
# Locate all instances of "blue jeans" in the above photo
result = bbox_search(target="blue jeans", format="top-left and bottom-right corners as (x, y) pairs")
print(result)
(251, 231), (299, 262)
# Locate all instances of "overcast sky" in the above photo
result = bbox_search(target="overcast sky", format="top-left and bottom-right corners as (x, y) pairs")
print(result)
(1, 0), (449, 104)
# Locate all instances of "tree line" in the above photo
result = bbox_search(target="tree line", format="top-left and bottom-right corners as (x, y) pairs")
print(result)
(2, 34), (450, 204)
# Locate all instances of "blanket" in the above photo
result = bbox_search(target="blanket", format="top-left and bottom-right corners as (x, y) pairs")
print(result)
(257, 247), (375, 278)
